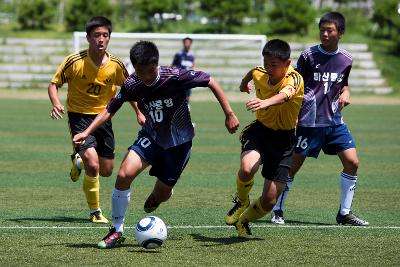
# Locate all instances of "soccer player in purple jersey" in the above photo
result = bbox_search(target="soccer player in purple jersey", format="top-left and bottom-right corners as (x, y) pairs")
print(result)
(271, 12), (369, 226)
(73, 40), (240, 248)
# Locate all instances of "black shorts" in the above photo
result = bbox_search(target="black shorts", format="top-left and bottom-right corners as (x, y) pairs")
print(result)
(68, 112), (115, 159)
(240, 120), (295, 182)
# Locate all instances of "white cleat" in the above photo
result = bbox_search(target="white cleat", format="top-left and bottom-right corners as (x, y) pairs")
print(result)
(271, 210), (285, 225)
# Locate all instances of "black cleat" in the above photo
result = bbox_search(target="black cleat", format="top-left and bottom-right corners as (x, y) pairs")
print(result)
(336, 211), (369, 226)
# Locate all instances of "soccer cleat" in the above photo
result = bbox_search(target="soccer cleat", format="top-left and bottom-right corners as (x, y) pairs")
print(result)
(97, 227), (126, 249)
(235, 221), (252, 238)
(336, 210), (369, 226)
(144, 194), (160, 213)
(89, 211), (109, 224)
(271, 209), (285, 225)
(224, 195), (250, 225)
(69, 153), (82, 182)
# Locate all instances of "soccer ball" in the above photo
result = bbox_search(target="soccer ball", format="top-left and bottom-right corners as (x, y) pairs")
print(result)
(134, 216), (167, 249)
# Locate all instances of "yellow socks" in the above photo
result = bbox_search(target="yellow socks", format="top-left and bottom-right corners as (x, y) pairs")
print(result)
(239, 197), (268, 223)
(236, 175), (254, 203)
(83, 174), (100, 210)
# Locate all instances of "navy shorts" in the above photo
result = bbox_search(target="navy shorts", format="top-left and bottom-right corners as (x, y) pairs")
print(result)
(240, 120), (295, 182)
(129, 130), (192, 186)
(294, 124), (356, 158)
(68, 112), (115, 159)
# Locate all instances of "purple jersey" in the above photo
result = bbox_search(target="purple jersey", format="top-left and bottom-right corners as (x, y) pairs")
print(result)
(296, 45), (352, 127)
(107, 66), (210, 149)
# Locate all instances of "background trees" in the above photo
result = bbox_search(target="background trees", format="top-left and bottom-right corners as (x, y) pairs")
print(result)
(6, 0), (400, 53)
(268, 0), (315, 35)
(64, 0), (113, 32)
(371, 0), (400, 52)
(16, 0), (57, 30)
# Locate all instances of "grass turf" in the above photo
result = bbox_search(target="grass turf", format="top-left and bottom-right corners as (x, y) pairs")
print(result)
(0, 98), (399, 266)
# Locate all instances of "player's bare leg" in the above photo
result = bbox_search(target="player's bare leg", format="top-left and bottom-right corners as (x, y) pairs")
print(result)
(288, 153), (307, 178)
(338, 148), (359, 176)
(115, 150), (148, 190)
(144, 179), (174, 213)
(99, 156), (114, 177)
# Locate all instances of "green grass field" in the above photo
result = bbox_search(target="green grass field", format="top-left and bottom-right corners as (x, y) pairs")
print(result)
(0, 97), (399, 266)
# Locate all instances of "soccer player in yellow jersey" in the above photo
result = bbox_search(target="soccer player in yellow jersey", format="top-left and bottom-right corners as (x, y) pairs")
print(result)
(47, 16), (140, 223)
(224, 39), (304, 237)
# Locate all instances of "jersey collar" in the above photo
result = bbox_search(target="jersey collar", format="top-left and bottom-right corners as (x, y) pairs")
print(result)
(145, 66), (161, 87)
(318, 45), (339, 55)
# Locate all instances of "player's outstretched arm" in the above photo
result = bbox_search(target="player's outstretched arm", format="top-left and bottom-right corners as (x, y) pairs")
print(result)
(246, 92), (288, 112)
(73, 109), (113, 144)
(207, 77), (239, 134)
(48, 83), (65, 120)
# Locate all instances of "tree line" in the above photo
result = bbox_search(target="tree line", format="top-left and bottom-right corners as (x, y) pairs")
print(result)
(2, 0), (399, 51)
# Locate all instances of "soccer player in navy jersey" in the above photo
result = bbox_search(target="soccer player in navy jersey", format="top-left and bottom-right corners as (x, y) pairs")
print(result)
(172, 37), (195, 71)
(271, 12), (369, 226)
(172, 37), (196, 106)
(73, 40), (240, 248)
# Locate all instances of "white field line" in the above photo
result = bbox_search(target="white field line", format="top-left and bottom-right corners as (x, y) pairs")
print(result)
(1, 225), (400, 230)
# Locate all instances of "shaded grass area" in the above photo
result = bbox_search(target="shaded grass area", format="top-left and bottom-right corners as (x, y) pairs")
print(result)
(1, 227), (399, 266)
(0, 99), (399, 266)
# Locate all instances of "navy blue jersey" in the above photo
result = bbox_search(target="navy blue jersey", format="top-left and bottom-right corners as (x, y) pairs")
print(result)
(107, 66), (210, 149)
(172, 50), (195, 70)
(296, 45), (352, 127)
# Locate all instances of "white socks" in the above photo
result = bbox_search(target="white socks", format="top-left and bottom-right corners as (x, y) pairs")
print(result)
(111, 188), (131, 233)
(273, 177), (294, 211)
(340, 172), (357, 216)
(271, 173), (357, 216)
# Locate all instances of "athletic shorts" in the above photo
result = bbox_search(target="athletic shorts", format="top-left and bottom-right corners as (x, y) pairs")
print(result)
(68, 112), (115, 159)
(240, 120), (295, 182)
(129, 130), (192, 187)
(294, 124), (356, 158)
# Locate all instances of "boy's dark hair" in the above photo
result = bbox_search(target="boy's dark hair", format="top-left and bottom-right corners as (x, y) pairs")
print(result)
(85, 16), (112, 35)
(130, 41), (159, 66)
(319, 12), (346, 33)
(262, 39), (291, 61)
(183, 37), (193, 43)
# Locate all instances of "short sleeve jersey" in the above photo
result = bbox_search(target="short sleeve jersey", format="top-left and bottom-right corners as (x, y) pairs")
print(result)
(172, 50), (195, 70)
(296, 45), (352, 127)
(107, 66), (210, 149)
(51, 49), (129, 114)
(252, 65), (304, 130)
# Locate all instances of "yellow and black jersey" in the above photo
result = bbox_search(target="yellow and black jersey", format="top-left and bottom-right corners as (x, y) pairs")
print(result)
(51, 49), (129, 114)
(252, 65), (304, 130)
